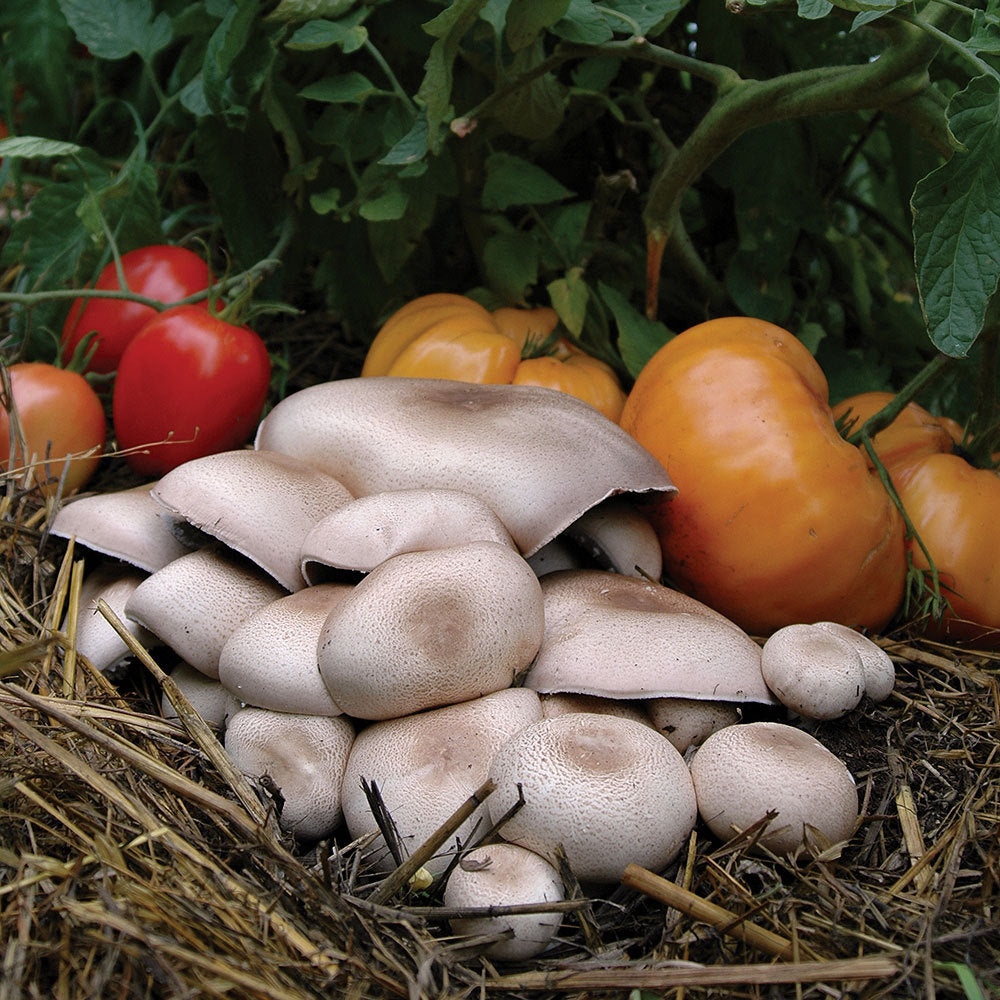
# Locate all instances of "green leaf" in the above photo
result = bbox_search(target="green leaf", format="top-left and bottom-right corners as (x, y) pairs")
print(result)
(285, 14), (367, 52)
(0, 136), (82, 158)
(482, 152), (574, 211)
(547, 267), (589, 335)
(968, 0), (1000, 56)
(267, 0), (356, 22)
(299, 72), (377, 103)
(599, 281), (671, 378)
(506, 0), (570, 51)
(552, 0), (613, 44)
(912, 75), (1000, 357)
(201, 0), (276, 120)
(57, 0), (171, 62)
(483, 231), (540, 302)
(359, 185), (408, 221)
(797, 0), (833, 18)
(310, 186), (342, 216)
(379, 114), (428, 165)
(367, 179), (437, 281)
(491, 37), (565, 140)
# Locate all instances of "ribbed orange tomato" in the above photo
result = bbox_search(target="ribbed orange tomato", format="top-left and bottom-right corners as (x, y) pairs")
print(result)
(620, 317), (906, 634)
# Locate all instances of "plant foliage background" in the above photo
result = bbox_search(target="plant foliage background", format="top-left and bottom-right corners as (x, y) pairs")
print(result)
(2, 0), (1000, 430)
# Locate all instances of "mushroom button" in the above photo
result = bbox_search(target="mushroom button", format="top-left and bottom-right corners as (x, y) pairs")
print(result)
(811, 620), (895, 702)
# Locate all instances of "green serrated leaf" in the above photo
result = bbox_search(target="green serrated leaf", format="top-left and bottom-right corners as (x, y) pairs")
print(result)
(491, 37), (565, 140)
(285, 14), (367, 51)
(483, 231), (539, 302)
(57, 0), (172, 62)
(547, 267), (589, 335)
(552, 0), (614, 44)
(506, 0), (570, 50)
(201, 0), (265, 119)
(797, 0), (833, 19)
(599, 281), (671, 378)
(0, 136), (82, 159)
(482, 152), (574, 211)
(379, 114), (428, 165)
(912, 74), (1000, 358)
(967, 0), (1000, 56)
(267, 0), (356, 22)
(299, 72), (377, 103)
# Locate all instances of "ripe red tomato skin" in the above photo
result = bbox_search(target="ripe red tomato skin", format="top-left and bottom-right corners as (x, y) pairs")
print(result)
(112, 306), (271, 476)
(0, 362), (106, 496)
(62, 245), (212, 374)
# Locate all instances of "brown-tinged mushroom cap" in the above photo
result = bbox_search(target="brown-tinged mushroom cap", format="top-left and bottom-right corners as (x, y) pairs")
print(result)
(487, 713), (698, 883)
(50, 483), (191, 572)
(124, 547), (286, 679)
(811, 621), (895, 702)
(690, 721), (859, 855)
(151, 449), (354, 592)
(540, 693), (653, 728)
(647, 698), (742, 754)
(318, 541), (544, 720)
(444, 843), (565, 961)
(218, 584), (350, 716)
(224, 707), (355, 840)
(341, 688), (543, 873)
(525, 570), (774, 704)
(760, 623), (865, 720)
(161, 662), (243, 730)
(254, 377), (675, 556)
(300, 487), (514, 583)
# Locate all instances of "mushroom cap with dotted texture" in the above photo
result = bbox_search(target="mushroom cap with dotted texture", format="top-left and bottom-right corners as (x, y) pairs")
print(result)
(689, 721), (859, 854)
(647, 697), (742, 754)
(254, 377), (675, 556)
(444, 843), (565, 961)
(151, 449), (354, 592)
(224, 707), (355, 840)
(161, 662), (243, 730)
(525, 570), (774, 704)
(218, 584), (350, 715)
(811, 621), (895, 702)
(124, 547), (286, 679)
(300, 487), (515, 582)
(487, 713), (698, 883)
(318, 541), (544, 720)
(341, 688), (543, 873)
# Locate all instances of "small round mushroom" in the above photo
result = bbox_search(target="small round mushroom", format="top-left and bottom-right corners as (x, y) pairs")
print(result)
(224, 707), (355, 840)
(760, 623), (865, 720)
(690, 721), (859, 855)
(647, 698), (742, 754)
(561, 496), (663, 579)
(161, 662), (243, 730)
(487, 713), (698, 883)
(50, 484), (191, 572)
(300, 487), (515, 583)
(811, 621), (895, 702)
(254, 377), (675, 556)
(340, 688), (543, 874)
(124, 547), (286, 679)
(218, 584), (349, 716)
(151, 449), (354, 591)
(318, 541), (544, 720)
(444, 843), (565, 961)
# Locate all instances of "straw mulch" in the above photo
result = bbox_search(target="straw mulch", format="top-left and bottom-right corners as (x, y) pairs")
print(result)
(2, 457), (998, 1000)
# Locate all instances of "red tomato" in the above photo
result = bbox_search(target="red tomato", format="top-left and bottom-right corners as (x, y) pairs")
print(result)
(0, 362), (106, 496)
(112, 306), (271, 476)
(62, 245), (212, 374)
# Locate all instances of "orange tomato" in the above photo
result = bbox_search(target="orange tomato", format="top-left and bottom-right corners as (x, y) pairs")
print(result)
(620, 317), (906, 634)
(0, 362), (106, 496)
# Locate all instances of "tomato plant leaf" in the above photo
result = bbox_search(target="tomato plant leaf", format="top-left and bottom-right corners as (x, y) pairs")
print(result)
(483, 231), (540, 302)
(599, 281), (671, 377)
(285, 16), (367, 52)
(359, 184), (408, 221)
(552, 0), (614, 44)
(379, 114), (428, 165)
(491, 37), (565, 140)
(267, 0), (357, 22)
(57, 0), (171, 62)
(967, 0), (1000, 56)
(299, 72), (378, 103)
(506, 0), (570, 51)
(547, 267), (589, 335)
(0, 136), (82, 158)
(912, 74), (1000, 358)
(482, 152), (574, 210)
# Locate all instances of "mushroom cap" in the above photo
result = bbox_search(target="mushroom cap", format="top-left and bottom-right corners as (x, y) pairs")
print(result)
(300, 487), (514, 582)
(69, 564), (158, 675)
(487, 713), (698, 883)
(341, 688), (543, 873)
(690, 721), (859, 854)
(561, 496), (663, 579)
(444, 843), (565, 961)
(217, 584), (350, 715)
(161, 662), (243, 730)
(526, 537), (585, 577)
(224, 707), (355, 840)
(318, 541), (545, 720)
(151, 449), (354, 591)
(811, 621), (895, 702)
(124, 547), (286, 679)
(540, 693), (652, 728)
(525, 570), (773, 704)
(760, 623), (865, 720)
(254, 377), (675, 556)
(50, 484), (191, 572)
(647, 697), (742, 754)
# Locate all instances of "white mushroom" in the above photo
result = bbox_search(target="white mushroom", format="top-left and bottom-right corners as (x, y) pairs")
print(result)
(300, 487), (515, 583)
(340, 688), (543, 874)
(444, 843), (565, 961)
(151, 449), (354, 591)
(539, 693), (652, 728)
(760, 623), (865, 720)
(811, 621), (895, 702)
(487, 713), (698, 883)
(318, 541), (544, 720)
(560, 496), (663, 579)
(218, 584), (350, 715)
(124, 547), (286, 679)
(161, 662), (243, 730)
(224, 707), (355, 840)
(689, 721), (859, 855)
(254, 377), (675, 556)
(647, 698), (742, 754)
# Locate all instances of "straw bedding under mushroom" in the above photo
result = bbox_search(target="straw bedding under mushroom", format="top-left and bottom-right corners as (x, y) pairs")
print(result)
(2, 458), (998, 1000)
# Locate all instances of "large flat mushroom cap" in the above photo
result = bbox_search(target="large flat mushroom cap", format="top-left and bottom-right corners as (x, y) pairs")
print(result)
(255, 377), (675, 556)
(151, 449), (354, 591)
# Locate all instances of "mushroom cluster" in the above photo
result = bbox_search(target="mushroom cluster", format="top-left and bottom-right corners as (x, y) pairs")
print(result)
(52, 375), (896, 961)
